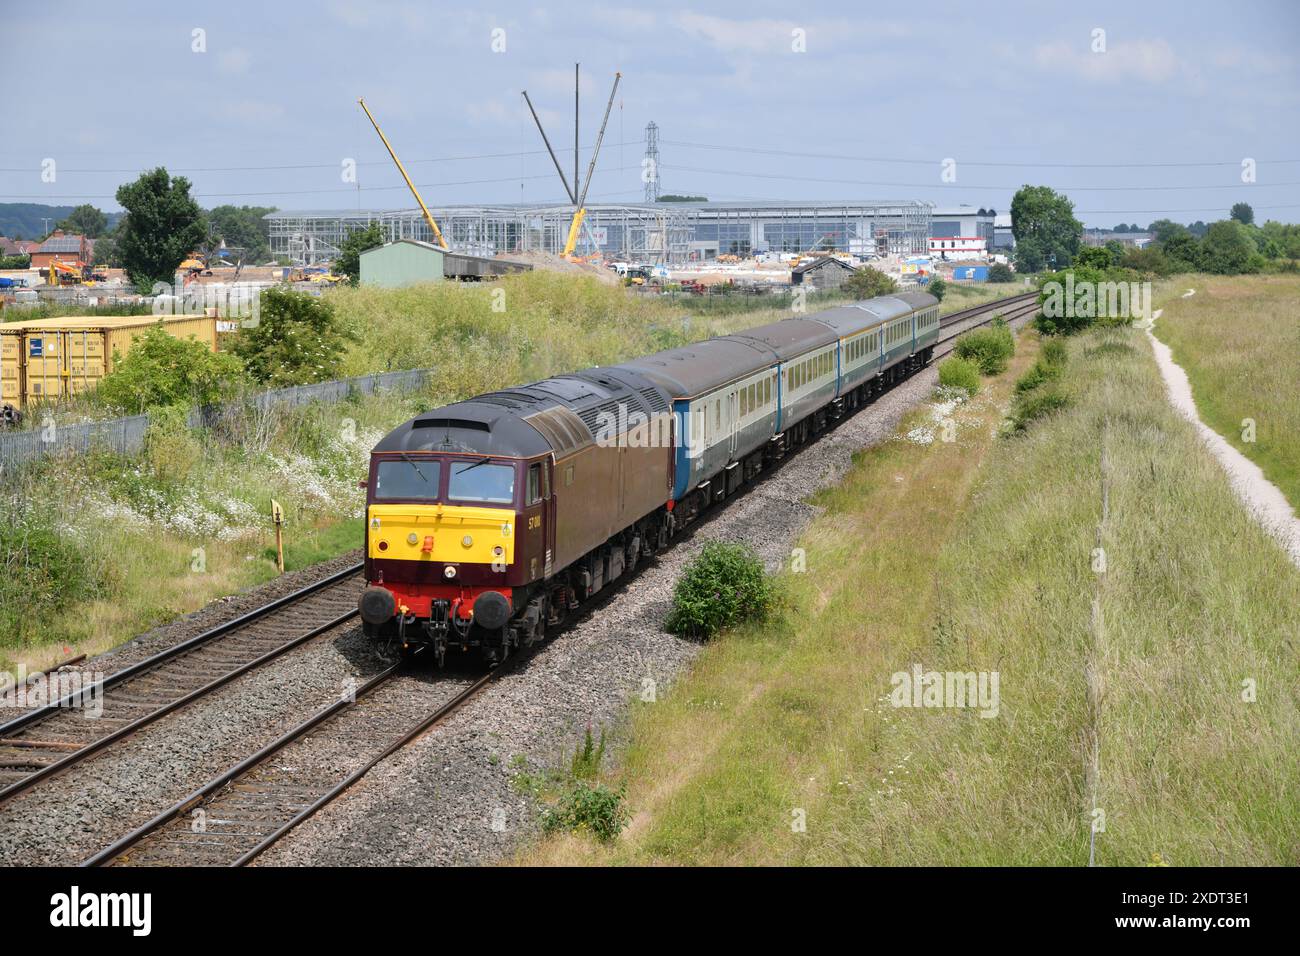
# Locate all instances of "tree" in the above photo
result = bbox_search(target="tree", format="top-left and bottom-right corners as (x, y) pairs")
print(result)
(57, 204), (108, 238)
(334, 222), (386, 283)
(207, 205), (275, 262)
(115, 168), (208, 290)
(1161, 231), (1201, 271)
(1013, 236), (1047, 273)
(91, 231), (119, 267)
(1119, 246), (1176, 276)
(987, 262), (1015, 283)
(232, 287), (356, 387)
(1075, 246), (1115, 270)
(926, 276), (947, 301)
(1150, 219), (1189, 246)
(1229, 202), (1254, 226)
(841, 266), (897, 300)
(1200, 220), (1255, 274)
(1010, 186), (1082, 269)
(97, 324), (245, 412)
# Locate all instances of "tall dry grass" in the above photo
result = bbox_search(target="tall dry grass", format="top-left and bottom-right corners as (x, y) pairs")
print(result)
(1152, 273), (1300, 508)
(520, 323), (1300, 866)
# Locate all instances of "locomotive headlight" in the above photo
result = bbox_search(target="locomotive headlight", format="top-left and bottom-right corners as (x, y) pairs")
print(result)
(407, 533), (418, 545)
(444, 565), (457, 579)
(462, 535), (473, 547)
(493, 546), (504, 557)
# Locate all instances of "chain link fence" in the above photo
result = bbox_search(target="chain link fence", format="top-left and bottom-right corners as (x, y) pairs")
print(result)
(0, 368), (431, 470)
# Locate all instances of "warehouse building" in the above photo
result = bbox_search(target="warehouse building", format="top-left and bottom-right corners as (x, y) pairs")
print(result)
(358, 239), (531, 288)
(929, 207), (996, 249)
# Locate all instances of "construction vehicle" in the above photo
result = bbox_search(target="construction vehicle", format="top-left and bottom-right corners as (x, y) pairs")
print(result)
(357, 97), (448, 251)
(45, 259), (86, 286)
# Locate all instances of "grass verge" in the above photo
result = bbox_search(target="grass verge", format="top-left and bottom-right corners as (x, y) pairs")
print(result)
(519, 323), (1300, 865)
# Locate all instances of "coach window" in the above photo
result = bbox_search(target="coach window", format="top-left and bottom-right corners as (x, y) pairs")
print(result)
(564, 464), (574, 487)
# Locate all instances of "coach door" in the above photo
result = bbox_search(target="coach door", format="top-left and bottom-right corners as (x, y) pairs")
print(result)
(728, 389), (739, 457)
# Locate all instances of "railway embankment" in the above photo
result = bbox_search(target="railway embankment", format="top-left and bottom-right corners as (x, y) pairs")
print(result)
(518, 317), (1300, 866)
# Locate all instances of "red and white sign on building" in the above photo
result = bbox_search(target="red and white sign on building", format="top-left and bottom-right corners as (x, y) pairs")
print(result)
(927, 236), (987, 260)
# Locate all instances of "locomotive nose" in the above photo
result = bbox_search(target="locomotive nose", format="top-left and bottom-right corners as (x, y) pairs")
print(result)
(359, 586), (397, 625)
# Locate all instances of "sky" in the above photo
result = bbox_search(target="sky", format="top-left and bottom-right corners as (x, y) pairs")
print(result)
(2, 0), (1299, 227)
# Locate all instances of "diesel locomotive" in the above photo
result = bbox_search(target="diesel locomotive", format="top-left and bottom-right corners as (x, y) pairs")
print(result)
(358, 291), (940, 664)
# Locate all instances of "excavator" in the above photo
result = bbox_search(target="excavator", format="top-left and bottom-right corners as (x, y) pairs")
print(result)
(45, 259), (86, 285)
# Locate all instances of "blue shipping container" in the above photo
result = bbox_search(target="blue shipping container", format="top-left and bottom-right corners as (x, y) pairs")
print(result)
(952, 266), (989, 281)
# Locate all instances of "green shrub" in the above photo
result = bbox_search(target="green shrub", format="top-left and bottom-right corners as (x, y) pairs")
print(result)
(937, 356), (981, 395)
(232, 287), (357, 387)
(1009, 387), (1070, 432)
(665, 541), (774, 638)
(143, 406), (203, 484)
(571, 726), (607, 780)
(988, 263), (1015, 283)
(1040, 337), (1068, 368)
(842, 266), (898, 300)
(953, 321), (1016, 375)
(0, 519), (103, 648)
(97, 323), (245, 412)
(926, 276), (947, 301)
(540, 781), (629, 842)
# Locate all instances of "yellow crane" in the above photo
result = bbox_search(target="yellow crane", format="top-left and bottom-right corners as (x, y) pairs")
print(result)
(523, 67), (621, 260)
(357, 97), (448, 251)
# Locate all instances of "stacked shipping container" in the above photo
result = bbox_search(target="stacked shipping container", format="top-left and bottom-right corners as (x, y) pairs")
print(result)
(0, 315), (218, 408)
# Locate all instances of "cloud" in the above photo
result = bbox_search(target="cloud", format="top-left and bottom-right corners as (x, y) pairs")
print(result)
(217, 48), (251, 75)
(219, 99), (285, 125)
(1034, 37), (1182, 84)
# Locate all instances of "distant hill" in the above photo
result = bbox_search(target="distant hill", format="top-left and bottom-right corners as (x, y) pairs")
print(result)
(0, 203), (124, 240)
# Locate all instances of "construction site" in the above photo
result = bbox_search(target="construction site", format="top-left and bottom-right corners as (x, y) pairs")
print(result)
(0, 63), (985, 316)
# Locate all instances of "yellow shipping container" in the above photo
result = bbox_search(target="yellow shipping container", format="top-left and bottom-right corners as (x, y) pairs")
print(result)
(0, 314), (219, 410)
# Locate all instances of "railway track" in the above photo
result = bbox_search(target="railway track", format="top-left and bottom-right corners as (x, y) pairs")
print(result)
(935, 292), (1040, 354)
(938, 290), (1038, 330)
(0, 563), (364, 806)
(11, 288), (1039, 866)
(86, 662), (494, 867)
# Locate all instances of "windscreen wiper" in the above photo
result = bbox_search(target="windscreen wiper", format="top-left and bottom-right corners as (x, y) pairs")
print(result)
(399, 452), (428, 482)
(457, 456), (493, 474)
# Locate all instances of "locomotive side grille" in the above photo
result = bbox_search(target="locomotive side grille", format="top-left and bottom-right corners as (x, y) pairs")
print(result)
(639, 386), (670, 415)
(521, 405), (594, 456)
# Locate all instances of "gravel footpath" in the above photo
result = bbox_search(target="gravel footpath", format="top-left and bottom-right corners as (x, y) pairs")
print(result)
(256, 364), (946, 867)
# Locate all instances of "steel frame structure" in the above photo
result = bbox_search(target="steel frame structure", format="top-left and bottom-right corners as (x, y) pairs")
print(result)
(266, 200), (931, 266)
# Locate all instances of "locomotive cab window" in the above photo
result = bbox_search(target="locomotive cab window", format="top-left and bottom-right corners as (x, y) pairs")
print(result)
(448, 459), (515, 505)
(374, 458), (441, 500)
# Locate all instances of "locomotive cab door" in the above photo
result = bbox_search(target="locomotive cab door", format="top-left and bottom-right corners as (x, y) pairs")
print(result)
(523, 461), (548, 582)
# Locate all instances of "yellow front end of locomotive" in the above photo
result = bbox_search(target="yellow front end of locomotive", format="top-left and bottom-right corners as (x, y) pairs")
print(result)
(366, 504), (515, 565)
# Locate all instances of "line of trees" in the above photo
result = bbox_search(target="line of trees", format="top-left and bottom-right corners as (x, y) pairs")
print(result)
(1011, 187), (1298, 276)
(21, 172), (278, 290)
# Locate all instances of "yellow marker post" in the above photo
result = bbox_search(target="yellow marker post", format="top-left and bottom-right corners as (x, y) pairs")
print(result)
(271, 499), (285, 574)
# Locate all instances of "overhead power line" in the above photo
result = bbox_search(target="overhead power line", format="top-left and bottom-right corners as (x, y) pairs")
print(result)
(0, 140), (645, 175)
(661, 139), (1300, 169)
(660, 163), (1300, 192)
